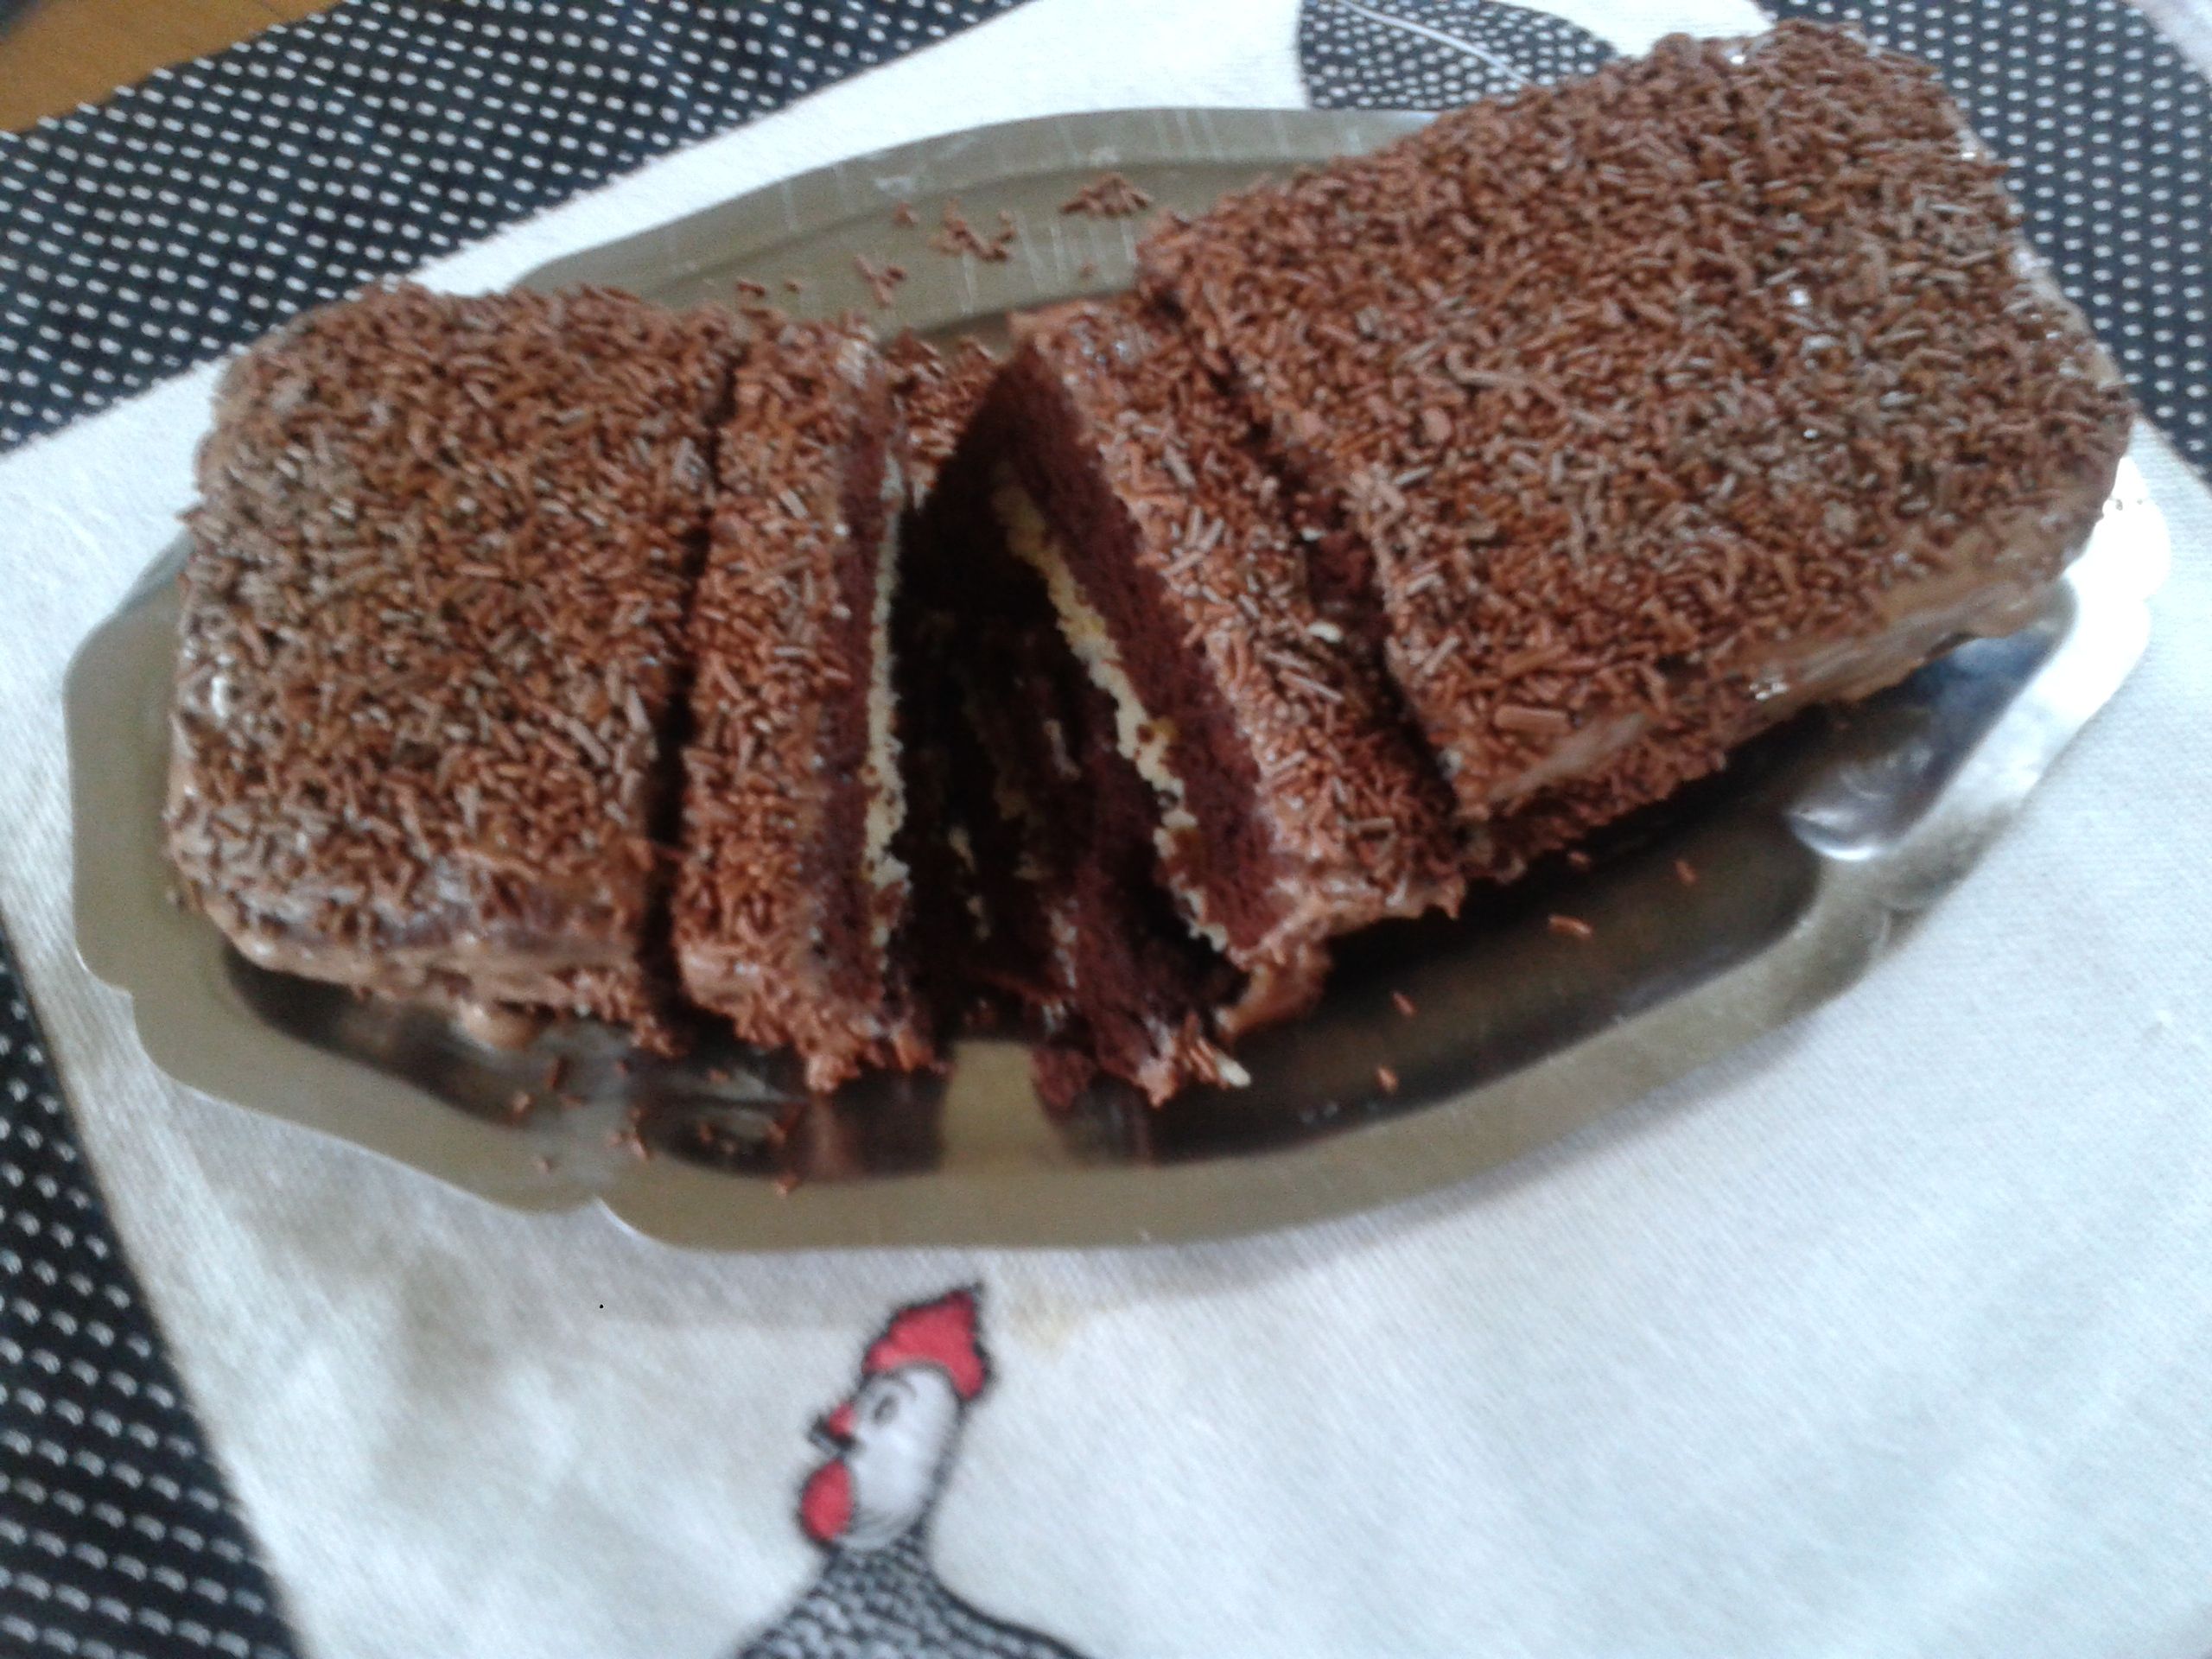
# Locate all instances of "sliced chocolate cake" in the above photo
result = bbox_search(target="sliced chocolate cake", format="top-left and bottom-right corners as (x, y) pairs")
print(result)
(976, 297), (1465, 1027)
(1142, 22), (2133, 875)
(674, 315), (932, 1090)
(167, 283), (737, 1046)
(905, 343), (1245, 1104)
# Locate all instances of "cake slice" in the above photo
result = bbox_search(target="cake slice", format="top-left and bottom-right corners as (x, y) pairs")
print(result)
(903, 344), (1245, 1103)
(167, 283), (737, 1046)
(1142, 22), (2133, 874)
(673, 314), (931, 1090)
(974, 297), (1465, 1027)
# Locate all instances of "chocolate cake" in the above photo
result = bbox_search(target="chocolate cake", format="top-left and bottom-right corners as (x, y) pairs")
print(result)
(1141, 22), (2133, 874)
(168, 25), (2140, 1113)
(976, 297), (1465, 1026)
(167, 283), (737, 1045)
(674, 315), (931, 1090)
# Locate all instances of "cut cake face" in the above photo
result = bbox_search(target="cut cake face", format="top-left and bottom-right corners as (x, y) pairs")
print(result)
(905, 341), (1247, 1104)
(979, 297), (1465, 1027)
(674, 315), (932, 1090)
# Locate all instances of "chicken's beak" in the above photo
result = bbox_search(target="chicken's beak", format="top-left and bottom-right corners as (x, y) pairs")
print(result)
(809, 1399), (856, 1455)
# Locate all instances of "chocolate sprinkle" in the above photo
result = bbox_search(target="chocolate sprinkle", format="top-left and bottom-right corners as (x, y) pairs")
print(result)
(1061, 172), (1154, 219)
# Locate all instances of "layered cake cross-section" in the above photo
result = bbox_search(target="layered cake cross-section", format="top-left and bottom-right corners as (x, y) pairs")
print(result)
(968, 298), (1466, 1029)
(902, 329), (1246, 1103)
(673, 315), (932, 1090)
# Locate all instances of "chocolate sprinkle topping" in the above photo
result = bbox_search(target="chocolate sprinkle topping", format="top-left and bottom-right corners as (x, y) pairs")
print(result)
(1143, 23), (2132, 855)
(167, 283), (738, 1039)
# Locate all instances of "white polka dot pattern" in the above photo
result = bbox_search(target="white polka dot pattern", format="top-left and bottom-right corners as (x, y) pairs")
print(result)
(1300, 0), (1612, 107)
(1299, 0), (2212, 473)
(0, 944), (299, 1657)
(0, 0), (1025, 454)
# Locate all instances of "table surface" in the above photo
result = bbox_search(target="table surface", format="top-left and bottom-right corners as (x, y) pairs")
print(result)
(1, 0), (2208, 133)
(0, 0), (329, 132)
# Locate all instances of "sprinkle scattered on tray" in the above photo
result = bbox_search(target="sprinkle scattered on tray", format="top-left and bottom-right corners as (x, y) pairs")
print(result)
(854, 255), (907, 308)
(930, 198), (1018, 262)
(1061, 171), (1154, 218)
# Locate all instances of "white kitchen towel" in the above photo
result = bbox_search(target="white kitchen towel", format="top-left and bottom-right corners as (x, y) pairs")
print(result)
(3, 3), (2210, 1657)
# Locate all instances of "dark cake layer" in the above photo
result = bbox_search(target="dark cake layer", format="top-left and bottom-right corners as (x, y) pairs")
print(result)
(983, 298), (1464, 1020)
(909, 406), (1244, 1104)
(674, 316), (931, 1090)
(167, 283), (739, 1045)
(1142, 22), (2133, 873)
(884, 333), (1010, 1035)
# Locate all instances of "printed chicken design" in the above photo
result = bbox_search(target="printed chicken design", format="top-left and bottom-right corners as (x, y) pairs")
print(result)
(740, 1288), (1088, 1659)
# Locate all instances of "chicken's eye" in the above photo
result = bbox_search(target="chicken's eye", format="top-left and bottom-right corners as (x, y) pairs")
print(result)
(871, 1392), (899, 1425)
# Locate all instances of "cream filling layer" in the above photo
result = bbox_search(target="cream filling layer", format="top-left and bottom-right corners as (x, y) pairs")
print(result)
(861, 452), (911, 970)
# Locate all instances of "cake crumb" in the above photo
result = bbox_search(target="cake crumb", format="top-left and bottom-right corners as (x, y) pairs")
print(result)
(854, 254), (906, 308)
(891, 200), (918, 228)
(1391, 991), (1417, 1019)
(1376, 1065), (1400, 1094)
(1061, 171), (1154, 218)
(1675, 857), (1699, 886)
(1548, 913), (1594, 940)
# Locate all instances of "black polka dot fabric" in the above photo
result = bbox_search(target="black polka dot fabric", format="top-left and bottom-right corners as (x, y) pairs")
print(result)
(0, 0), (1027, 455)
(0, 938), (300, 1659)
(1300, 0), (2212, 475)
(1300, 0), (1612, 107)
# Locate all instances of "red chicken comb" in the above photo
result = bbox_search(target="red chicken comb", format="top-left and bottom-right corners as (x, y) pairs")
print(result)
(863, 1287), (988, 1402)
